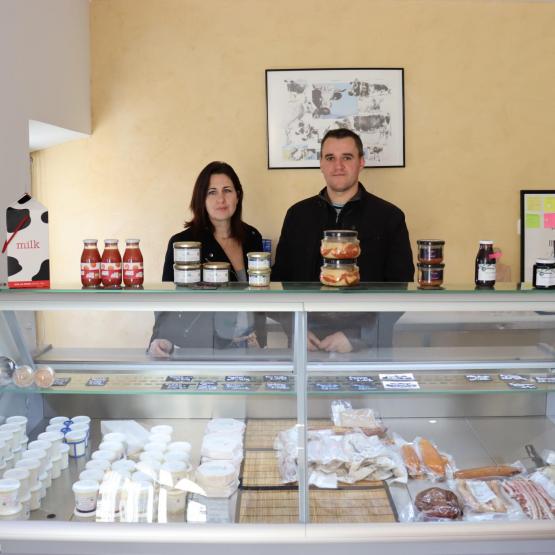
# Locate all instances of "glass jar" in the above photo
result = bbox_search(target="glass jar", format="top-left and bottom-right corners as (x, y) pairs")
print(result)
(174, 242), (201, 263)
(247, 252), (271, 270)
(417, 240), (445, 264)
(123, 239), (144, 288)
(417, 263), (445, 289)
(533, 258), (555, 289)
(101, 239), (122, 288)
(320, 259), (360, 287)
(475, 240), (496, 288)
(80, 239), (101, 288)
(174, 263), (201, 286)
(320, 230), (361, 259)
(248, 268), (271, 287)
(202, 262), (230, 284)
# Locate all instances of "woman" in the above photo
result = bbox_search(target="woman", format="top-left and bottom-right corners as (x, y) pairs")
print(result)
(149, 161), (265, 356)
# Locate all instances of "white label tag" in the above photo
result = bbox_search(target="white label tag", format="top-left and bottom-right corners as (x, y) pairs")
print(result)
(468, 480), (497, 504)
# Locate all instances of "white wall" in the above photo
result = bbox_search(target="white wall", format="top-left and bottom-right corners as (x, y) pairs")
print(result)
(0, 0), (91, 284)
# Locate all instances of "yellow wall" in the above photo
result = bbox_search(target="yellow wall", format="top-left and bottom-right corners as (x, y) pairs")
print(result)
(32, 0), (555, 294)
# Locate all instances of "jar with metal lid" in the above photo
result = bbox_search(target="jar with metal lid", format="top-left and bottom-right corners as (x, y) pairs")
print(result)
(248, 268), (271, 287)
(320, 230), (361, 259)
(247, 252), (271, 270)
(417, 263), (444, 289)
(173, 241), (201, 263)
(320, 259), (360, 287)
(417, 240), (445, 264)
(173, 262), (201, 286)
(533, 258), (555, 289)
(203, 262), (230, 284)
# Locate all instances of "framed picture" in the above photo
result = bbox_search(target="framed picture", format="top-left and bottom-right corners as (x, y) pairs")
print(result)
(520, 190), (555, 281)
(265, 68), (405, 169)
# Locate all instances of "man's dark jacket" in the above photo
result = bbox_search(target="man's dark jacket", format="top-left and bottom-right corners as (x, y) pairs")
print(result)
(272, 183), (414, 282)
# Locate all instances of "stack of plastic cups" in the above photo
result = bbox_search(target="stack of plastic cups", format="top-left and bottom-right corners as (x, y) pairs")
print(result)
(4, 467), (30, 519)
(0, 478), (21, 519)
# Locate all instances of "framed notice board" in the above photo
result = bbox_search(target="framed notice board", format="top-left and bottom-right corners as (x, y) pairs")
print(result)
(520, 190), (555, 282)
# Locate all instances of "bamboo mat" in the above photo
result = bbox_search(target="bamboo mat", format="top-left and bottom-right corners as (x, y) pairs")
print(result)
(244, 419), (332, 450)
(238, 488), (396, 523)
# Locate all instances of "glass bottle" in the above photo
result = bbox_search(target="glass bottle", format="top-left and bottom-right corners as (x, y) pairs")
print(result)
(80, 239), (102, 288)
(475, 240), (496, 288)
(123, 239), (144, 288)
(101, 239), (122, 288)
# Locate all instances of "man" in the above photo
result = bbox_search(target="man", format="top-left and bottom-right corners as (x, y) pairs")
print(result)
(272, 128), (414, 352)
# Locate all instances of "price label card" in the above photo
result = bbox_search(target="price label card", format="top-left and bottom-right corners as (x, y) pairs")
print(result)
(508, 382), (537, 390)
(265, 382), (291, 391)
(347, 376), (375, 383)
(161, 382), (190, 390)
(382, 380), (420, 390)
(313, 382), (341, 391)
(350, 383), (379, 391)
(379, 373), (415, 381)
(165, 375), (193, 383)
(465, 374), (493, 382)
(86, 377), (108, 387)
(225, 376), (254, 382)
(499, 374), (529, 382)
(534, 376), (555, 384)
(197, 381), (218, 391)
(52, 377), (71, 387)
(263, 375), (289, 382)
(224, 383), (252, 391)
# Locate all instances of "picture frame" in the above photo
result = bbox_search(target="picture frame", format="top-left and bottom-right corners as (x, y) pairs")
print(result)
(265, 68), (405, 169)
(520, 189), (555, 282)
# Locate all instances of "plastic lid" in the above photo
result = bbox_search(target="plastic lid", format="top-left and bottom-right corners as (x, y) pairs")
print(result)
(174, 241), (201, 248)
(203, 262), (230, 270)
(0, 478), (20, 492)
(72, 415), (91, 424)
(125, 238), (140, 243)
(104, 239), (118, 244)
(72, 479), (100, 493)
(323, 229), (358, 238)
(167, 441), (192, 454)
(174, 262), (201, 269)
(83, 239), (98, 244)
(247, 251), (271, 258)
(65, 430), (87, 442)
(248, 268), (271, 275)
(479, 240), (493, 244)
(535, 258), (555, 264)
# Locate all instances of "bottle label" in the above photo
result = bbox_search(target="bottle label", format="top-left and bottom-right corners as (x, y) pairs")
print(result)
(174, 268), (201, 284)
(536, 268), (555, 287)
(101, 262), (122, 283)
(123, 262), (144, 278)
(175, 248), (200, 262)
(203, 268), (228, 283)
(477, 263), (496, 281)
(81, 262), (100, 279)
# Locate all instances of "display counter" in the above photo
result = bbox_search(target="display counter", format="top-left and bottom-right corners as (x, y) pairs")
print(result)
(0, 283), (554, 555)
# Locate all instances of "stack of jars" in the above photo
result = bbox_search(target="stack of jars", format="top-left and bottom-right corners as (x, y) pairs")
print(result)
(247, 252), (271, 287)
(416, 240), (445, 289)
(319, 230), (361, 287)
(81, 239), (144, 289)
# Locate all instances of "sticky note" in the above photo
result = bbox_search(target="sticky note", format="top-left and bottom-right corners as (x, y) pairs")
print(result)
(526, 214), (541, 228)
(544, 197), (555, 212)
(527, 196), (542, 211)
(544, 213), (555, 228)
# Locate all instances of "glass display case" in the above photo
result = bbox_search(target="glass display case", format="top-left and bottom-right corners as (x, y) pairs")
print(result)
(0, 282), (554, 555)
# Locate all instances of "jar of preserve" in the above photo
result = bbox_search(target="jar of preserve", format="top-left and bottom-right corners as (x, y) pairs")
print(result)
(80, 239), (101, 288)
(174, 262), (201, 286)
(202, 262), (230, 284)
(321, 230), (361, 259)
(417, 263), (444, 289)
(101, 239), (122, 288)
(174, 242), (201, 263)
(533, 258), (555, 289)
(247, 252), (271, 270)
(475, 240), (496, 288)
(320, 259), (360, 287)
(417, 240), (445, 264)
(248, 268), (271, 287)
(123, 239), (144, 288)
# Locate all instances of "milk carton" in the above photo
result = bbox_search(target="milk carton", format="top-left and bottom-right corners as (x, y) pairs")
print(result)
(3, 194), (50, 288)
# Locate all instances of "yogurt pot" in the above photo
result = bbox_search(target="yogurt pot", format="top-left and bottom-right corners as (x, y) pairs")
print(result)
(131, 470), (155, 484)
(159, 460), (189, 488)
(0, 479), (21, 516)
(38, 431), (64, 456)
(0, 425), (20, 449)
(21, 448), (48, 474)
(144, 441), (167, 455)
(79, 469), (104, 483)
(6, 416), (27, 431)
(45, 424), (64, 434)
(29, 483), (41, 510)
(139, 451), (163, 464)
(2, 423), (24, 443)
(59, 443), (69, 470)
(49, 416), (70, 427)
(103, 432), (126, 446)
(91, 449), (118, 464)
(4, 468), (29, 498)
(150, 425), (173, 437)
(99, 441), (124, 459)
(163, 451), (190, 465)
(86, 459), (111, 473)
(20, 492), (31, 520)
(0, 432), (14, 453)
(148, 433), (171, 446)
(163, 487), (186, 514)
(112, 459), (136, 474)
(28, 439), (52, 456)
(15, 458), (40, 486)
(65, 430), (87, 458)
(72, 479), (100, 517)
(51, 454), (62, 479)
(71, 415), (91, 426)
(135, 459), (161, 479)
(69, 422), (90, 447)
(167, 441), (192, 456)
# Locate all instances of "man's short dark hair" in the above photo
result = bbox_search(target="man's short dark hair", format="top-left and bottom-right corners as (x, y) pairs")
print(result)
(321, 129), (364, 157)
